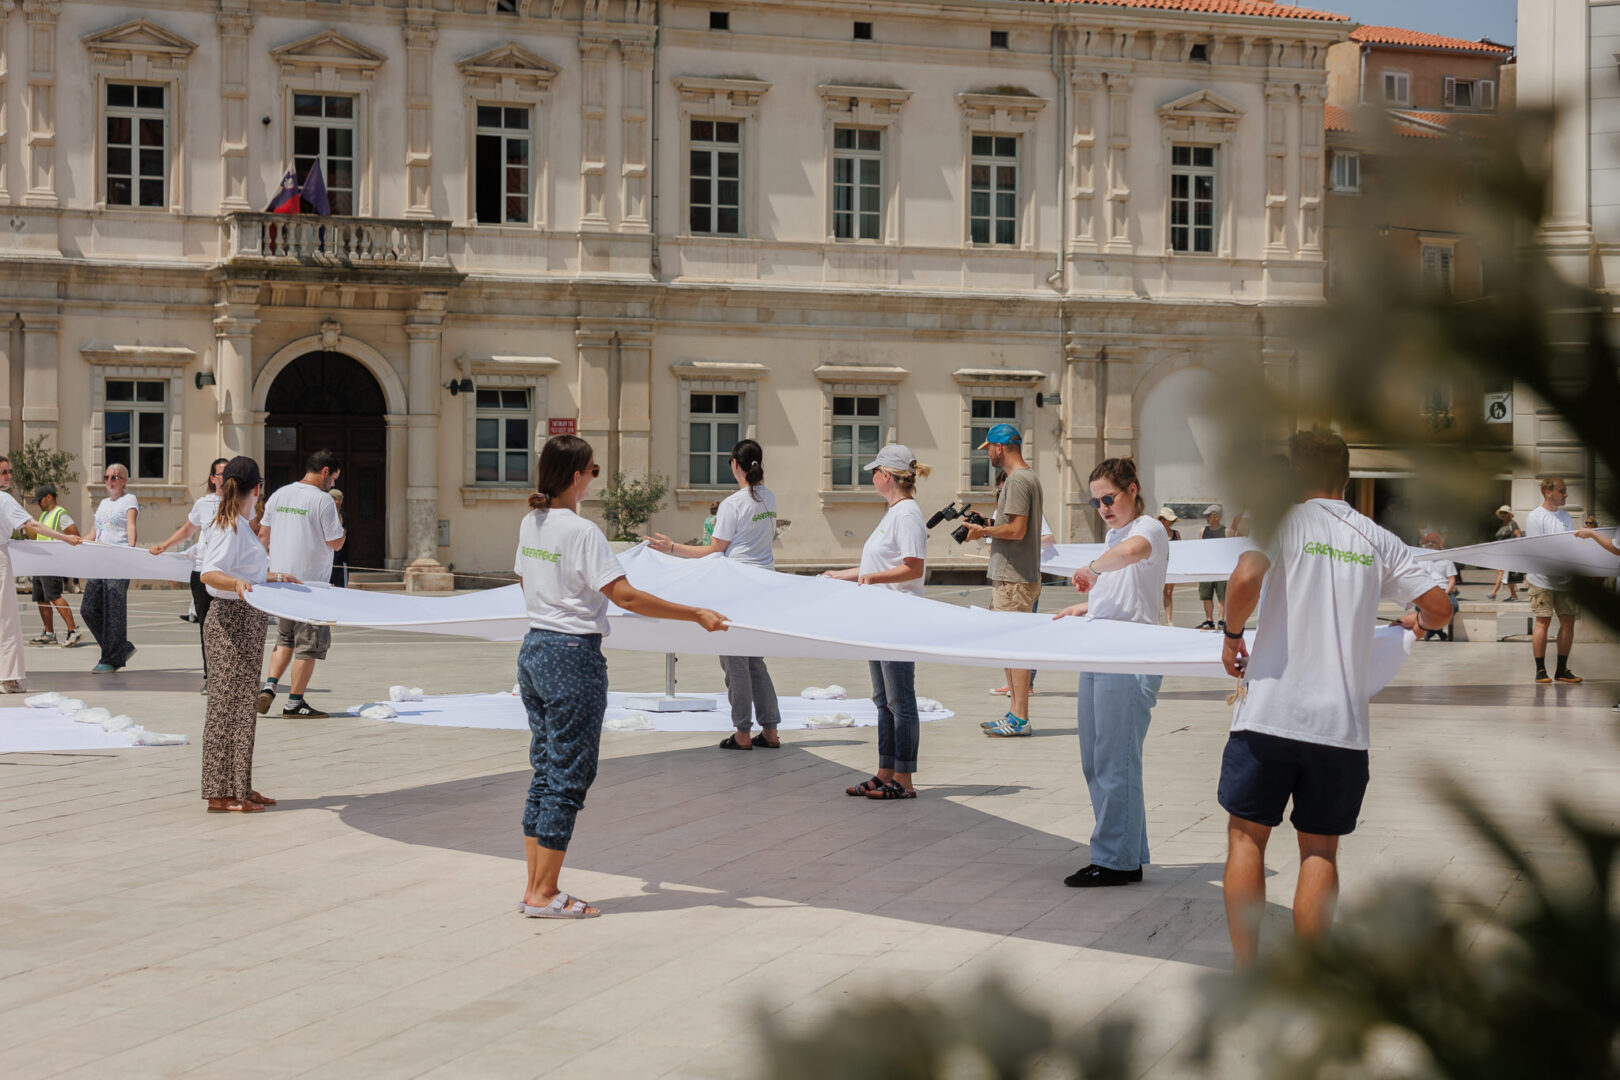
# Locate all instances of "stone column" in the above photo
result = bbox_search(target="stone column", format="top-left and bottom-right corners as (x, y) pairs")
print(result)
(619, 37), (652, 231)
(18, 303), (57, 445)
(213, 284), (258, 456)
(21, 0), (56, 207)
(404, 292), (452, 592)
(578, 36), (610, 228)
(615, 328), (652, 477)
(1104, 74), (1133, 251)
(402, 21), (437, 219)
(216, 6), (253, 210)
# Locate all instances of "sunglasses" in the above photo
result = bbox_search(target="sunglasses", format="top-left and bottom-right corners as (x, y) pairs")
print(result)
(1088, 494), (1120, 509)
(586, 464), (601, 478)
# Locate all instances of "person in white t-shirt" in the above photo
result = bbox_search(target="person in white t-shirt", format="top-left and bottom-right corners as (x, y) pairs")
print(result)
(1218, 430), (1450, 969)
(648, 439), (784, 749)
(516, 435), (727, 919)
(149, 457), (229, 693)
(1048, 457), (1168, 888)
(197, 456), (302, 814)
(0, 456), (82, 692)
(256, 449), (345, 718)
(1418, 532), (1459, 642)
(1525, 476), (1581, 684)
(83, 462), (141, 673)
(825, 444), (931, 800)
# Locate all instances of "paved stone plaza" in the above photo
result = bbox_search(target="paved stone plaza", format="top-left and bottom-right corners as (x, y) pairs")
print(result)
(2, 583), (1616, 1079)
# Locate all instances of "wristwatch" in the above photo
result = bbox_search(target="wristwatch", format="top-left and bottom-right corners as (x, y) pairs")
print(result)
(1223, 627), (1246, 639)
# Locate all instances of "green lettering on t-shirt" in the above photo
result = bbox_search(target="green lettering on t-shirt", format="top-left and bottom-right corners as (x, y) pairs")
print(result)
(521, 545), (561, 564)
(276, 505), (309, 516)
(1301, 541), (1374, 567)
(750, 510), (777, 524)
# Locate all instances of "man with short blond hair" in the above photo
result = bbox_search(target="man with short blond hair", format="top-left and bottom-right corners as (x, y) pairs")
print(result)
(1526, 476), (1580, 684)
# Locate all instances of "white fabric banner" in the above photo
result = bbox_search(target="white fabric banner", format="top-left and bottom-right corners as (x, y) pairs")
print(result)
(1413, 527), (1620, 579)
(5, 540), (194, 583)
(1042, 536), (1259, 584)
(245, 544), (1414, 687)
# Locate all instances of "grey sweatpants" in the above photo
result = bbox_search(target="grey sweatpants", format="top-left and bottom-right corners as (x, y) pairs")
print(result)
(718, 655), (781, 732)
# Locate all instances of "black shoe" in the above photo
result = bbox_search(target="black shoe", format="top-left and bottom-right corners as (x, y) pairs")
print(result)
(1064, 864), (1143, 888)
(282, 700), (329, 718)
(256, 685), (277, 714)
(1196, 620), (1215, 631)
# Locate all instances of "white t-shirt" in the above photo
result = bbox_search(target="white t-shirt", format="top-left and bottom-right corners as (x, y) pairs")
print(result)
(198, 515), (269, 601)
(262, 482), (344, 585)
(1525, 505), (1575, 590)
(514, 507), (627, 635)
(0, 491), (31, 538)
(1430, 558), (1458, 589)
(94, 493), (139, 546)
(1232, 499), (1437, 751)
(859, 499), (928, 597)
(713, 485), (777, 569)
(1086, 514), (1168, 625)
(188, 493), (222, 566)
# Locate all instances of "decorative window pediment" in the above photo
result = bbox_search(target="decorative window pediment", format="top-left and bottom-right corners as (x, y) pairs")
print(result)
(83, 19), (196, 69)
(957, 90), (1048, 131)
(818, 84), (912, 121)
(458, 44), (560, 92)
(1157, 89), (1244, 132)
(673, 76), (772, 117)
(271, 30), (386, 79)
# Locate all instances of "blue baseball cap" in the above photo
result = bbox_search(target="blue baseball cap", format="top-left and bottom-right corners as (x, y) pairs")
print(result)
(977, 423), (1022, 449)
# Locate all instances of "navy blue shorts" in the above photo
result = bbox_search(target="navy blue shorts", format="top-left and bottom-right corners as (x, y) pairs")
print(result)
(1217, 730), (1370, 836)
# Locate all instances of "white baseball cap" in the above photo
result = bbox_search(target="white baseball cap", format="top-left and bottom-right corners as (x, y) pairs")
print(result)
(1156, 506), (1177, 522)
(1204, 503), (1223, 516)
(862, 444), (916, 473)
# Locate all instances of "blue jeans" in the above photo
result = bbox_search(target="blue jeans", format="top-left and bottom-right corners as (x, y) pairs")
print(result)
(869, 660), (919, 773)
(1076, 671), (1162, 871)
(517, 630), (608, 851)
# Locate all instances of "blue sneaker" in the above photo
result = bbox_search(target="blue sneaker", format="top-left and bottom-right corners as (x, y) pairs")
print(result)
(91, 663), (116, 673)
(984, 715), (1032, 737)
(981, 711), (1020, 730)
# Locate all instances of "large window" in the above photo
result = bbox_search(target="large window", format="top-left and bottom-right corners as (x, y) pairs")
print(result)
(1169, 145), (1216, 254)
(831, 395), (884, 487)
(292, 93), (356, 215)
(105, 83), (166, 208)
(969, 135), (1018, 246)
(689, 119), (741, 235)
(1330, 151), (1361, 193)
(474, 105), (531, 225)
(1444, 77), (1495, 111)
(1382, 71), (1410, 106)
(104, 379), (168, 480)
(474, 388), (531, 485)
(832, 127), (882, 241)
(688, 391), (742, 486)
(969, 399), (1018, 489)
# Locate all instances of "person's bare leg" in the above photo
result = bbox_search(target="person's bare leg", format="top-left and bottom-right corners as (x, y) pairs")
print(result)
(1489, 570), (1502, 599)
(35, 603), (53, 635)
(1224, 816), (1271, 971)
(1532, 615), (1551, 661)
(52, 597), (75, 632)
(1556, 616), (1576, 659)
(1293, 831), (1341, 943)
(288, 658), (316, 696)
(1008, 667), (1032, 722)
(1203, 597), (1215, 623)
(523, 836), (598, 913)
(267, 644), (293, 682)
(892, 770), (914, 794)
(1163, 586), (1174, 625)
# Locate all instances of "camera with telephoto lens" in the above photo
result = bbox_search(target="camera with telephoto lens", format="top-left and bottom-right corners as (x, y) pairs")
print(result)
(925, 501), (989, 544)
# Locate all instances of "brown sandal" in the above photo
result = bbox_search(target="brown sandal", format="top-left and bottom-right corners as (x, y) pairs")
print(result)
(247, 790), (276, 806)
(207, 799), (265, 814)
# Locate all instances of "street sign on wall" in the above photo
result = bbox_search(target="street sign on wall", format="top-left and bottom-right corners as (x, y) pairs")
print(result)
(548, 417), (577, 436)
(1484, 392), (1513, 424)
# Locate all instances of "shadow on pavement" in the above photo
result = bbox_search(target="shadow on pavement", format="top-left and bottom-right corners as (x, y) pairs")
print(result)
(278, 740), (1243, 967)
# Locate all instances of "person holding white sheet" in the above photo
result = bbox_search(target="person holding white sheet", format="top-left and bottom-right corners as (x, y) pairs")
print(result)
(0, 456), (82, 692)
(83, 462), (140, 673)
(517, 435), (728, 919)
(648, 438), (783, 749)
(825, 445), (931, 801)
(1525, 476), (1581, 684)
(257, 449), (345, 717)
(1051, 457), (1168, 887)
(149, 457), (229, 694)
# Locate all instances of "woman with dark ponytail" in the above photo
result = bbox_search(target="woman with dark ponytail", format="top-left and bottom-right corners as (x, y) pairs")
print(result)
(647, 439), (783, 749)
(196, 457), (301, 813)
(516, 435), (728, 918)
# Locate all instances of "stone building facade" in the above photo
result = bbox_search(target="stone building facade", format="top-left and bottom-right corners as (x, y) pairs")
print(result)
(0, 0), (1355, 581)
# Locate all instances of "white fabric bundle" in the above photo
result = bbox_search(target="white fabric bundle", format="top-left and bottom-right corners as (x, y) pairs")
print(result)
(78, 707), (112, 727)
(916, 697), (946, 713)
(130, 729), (188, 746)
(24, 692), (64, 709)
(604, 713), (656, 732)
(801, 685), (847, 700)
(21, 693), (187, 745)
(388, 685), (425, 702)
(359, 703), (399, 720)
(802, 713), (855, 729)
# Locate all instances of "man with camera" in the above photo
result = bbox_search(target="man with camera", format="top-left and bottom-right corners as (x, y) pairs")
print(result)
(963, 424), (1043, 737)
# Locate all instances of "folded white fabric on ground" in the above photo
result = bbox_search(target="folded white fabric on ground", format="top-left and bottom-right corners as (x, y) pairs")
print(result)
(802, 713), (855, 729)
(604, 713), (657, 732)
(915, 697), (946, 713)
(358, 703), (399, 720)
(6, 539), (194, 583)
(387, 686), (424, 702)
(800, 685), (846, 700)
(250, 544), (1413, 689)
(7, 699), (187, 751)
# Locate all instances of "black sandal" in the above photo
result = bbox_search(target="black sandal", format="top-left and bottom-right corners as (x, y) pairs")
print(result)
(845, 775), (884, 797)
(719, 734), (753, 750)
(754, 730), (781, 748)
(865, 780), (917, 800)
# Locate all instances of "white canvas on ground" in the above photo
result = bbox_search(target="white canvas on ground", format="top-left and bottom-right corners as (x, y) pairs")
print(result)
(1413, 527), (1619, 579)
(0, 705), (184, 752)
(6, 540), (194, 583)
(248, 544), (1414, 689)
(345, 690), (956, 733)
(1041, 536), (1259, 584)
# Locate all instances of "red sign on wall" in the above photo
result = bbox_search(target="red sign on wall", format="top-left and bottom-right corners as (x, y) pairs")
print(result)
(548, 417), (577, 436)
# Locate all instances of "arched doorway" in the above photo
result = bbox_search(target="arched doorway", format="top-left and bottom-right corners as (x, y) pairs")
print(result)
(264, 352), (387, 572)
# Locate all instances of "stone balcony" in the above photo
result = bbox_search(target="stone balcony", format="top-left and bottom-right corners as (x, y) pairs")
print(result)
(216, 211), (466, 289)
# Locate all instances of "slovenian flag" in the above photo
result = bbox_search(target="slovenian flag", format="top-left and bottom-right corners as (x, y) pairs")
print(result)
(267, 169), (301, 214)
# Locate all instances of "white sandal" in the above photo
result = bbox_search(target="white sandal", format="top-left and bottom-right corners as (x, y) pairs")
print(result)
(521, 892), (601, 919)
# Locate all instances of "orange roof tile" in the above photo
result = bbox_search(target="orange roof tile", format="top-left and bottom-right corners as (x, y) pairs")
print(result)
(1325, 103), (1353, 131)
(1020, 0), (1349, 21)
(1349, 25), (1513, 54)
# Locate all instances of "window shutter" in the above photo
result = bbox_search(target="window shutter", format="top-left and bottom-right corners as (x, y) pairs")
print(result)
(1443, 77), (1456, 108)
(1481, 81), (1496, 110)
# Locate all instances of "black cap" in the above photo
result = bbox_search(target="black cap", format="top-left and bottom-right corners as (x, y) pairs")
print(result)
(221, 456), (262, 491)
(32, 485), (55, 501)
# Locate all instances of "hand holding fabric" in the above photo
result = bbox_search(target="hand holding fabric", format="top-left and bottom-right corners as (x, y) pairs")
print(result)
(1221, 633), (1248, 678)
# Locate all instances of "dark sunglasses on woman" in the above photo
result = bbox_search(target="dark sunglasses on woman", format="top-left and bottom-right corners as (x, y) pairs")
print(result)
(1088, 493), (1119, 509)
